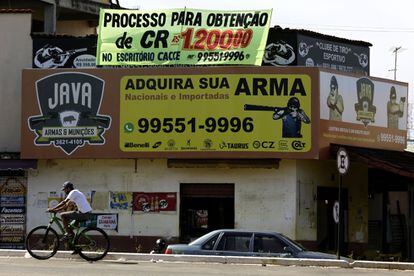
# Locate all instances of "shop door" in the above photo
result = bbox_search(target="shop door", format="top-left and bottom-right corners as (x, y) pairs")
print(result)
(180, 183), (234, 243)
(0, 171), (27, 249)
(317, 186), (348, 254)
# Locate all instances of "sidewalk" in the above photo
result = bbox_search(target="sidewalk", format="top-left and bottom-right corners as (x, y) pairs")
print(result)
(1, 249), (414, 270)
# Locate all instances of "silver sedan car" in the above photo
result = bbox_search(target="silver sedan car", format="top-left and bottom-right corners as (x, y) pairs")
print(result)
(165, 229), (349, 260)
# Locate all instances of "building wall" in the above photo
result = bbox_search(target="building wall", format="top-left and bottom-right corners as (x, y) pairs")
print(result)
(0, 13), (32, 152)
(296, 159), (369, 244)
(27, 159), (298, 239)
(56, 20), (96, 36)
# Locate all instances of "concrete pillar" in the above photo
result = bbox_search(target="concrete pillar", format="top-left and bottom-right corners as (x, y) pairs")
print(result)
(44, 2), (56, 33)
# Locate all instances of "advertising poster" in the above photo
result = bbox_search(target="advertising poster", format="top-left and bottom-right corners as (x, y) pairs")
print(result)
(97, 9), (271, 66)
(320, 71), (408, 151)
(33, 36), (97, 69)
(120, 73), (313, 153)
(262, 28), (370, 75)
(21, 67), (319, 159)
(96, 214), (118, 230)
(91, 191), (109, 210)
(109, 191), (132, 210)
(132, 192), (177, 212)
(80, 213), (118, 231)
(297, 34), (370, 75)
(262, 28), (298, 67)
(48, 191), (63, 209)
(0, 178), (26, 249)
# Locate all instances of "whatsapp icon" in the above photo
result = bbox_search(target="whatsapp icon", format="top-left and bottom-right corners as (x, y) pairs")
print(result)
(124, 122), (134, 133)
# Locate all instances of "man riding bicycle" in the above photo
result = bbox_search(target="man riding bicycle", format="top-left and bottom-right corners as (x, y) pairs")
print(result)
(47, 181), (92, 242)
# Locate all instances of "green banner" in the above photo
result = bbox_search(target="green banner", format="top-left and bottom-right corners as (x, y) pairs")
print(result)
(97, 8), (272, 66)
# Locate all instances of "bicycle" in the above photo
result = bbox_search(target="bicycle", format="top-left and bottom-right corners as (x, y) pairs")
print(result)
(25, 212), (110, 262)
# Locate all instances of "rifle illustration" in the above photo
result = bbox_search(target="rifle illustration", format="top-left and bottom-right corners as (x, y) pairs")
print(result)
(244, 104), (286, 113)
(50, 48), (87, 59)
(29, 112), (110, 129)
(244, 104), (311, 123)
(29, 114), (58, 129)
(81, 112), (111, 128)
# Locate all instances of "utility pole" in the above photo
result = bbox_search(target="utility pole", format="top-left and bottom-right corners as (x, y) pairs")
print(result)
(390, 46), (402, 80)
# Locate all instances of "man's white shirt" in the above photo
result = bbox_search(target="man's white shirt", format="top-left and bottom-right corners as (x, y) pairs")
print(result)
(66, 189), (92, 213)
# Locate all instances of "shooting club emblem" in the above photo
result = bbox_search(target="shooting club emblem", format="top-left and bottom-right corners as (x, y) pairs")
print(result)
(28, 72), (111, 155)
(354, 78), (376, 127)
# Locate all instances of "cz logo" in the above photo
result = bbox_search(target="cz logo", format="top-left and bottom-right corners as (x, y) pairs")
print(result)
(291, 140), (305, 150)
(253, 141), (275, 149)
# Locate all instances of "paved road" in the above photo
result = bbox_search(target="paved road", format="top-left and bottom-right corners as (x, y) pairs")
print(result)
(1, 257), (413, 276)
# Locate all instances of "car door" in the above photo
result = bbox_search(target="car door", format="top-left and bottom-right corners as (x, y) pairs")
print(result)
(213, 232), (253, 256)
(252, 233), (292, 257)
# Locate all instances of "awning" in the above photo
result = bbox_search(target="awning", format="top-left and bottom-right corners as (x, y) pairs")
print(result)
(0, 159), (37, 170)
(331, 144), (414, 178)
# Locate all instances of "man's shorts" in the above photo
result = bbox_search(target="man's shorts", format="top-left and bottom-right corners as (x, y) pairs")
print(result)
(61, 211), (92, 222)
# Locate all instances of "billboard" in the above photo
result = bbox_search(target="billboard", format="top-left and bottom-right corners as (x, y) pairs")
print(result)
(120, 74), (313, 154)
(262, 28), (370, 75)
(297, 34), (370, 75)
(33, 36), (97, 69)
(320, 70), (408, 151)
(97, 9), (271, 66)
(21, 67), (320, 159)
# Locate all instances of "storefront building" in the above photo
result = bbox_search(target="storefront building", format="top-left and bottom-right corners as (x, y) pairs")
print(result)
(18, 66), (411, 259)
(2, 7), (413, 261)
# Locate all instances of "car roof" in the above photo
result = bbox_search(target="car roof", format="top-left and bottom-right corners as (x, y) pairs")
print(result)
(212, 229), (280, 235)
(190, 229), (283, 245)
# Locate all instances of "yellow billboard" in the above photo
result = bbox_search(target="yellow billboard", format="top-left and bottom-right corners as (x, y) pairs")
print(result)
(120, 74), (312, 153)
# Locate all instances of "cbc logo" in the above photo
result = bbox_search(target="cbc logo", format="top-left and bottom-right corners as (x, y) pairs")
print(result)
(253, 141), (275, 149)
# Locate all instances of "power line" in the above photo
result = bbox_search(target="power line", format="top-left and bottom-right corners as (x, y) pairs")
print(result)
(277, 23), (414, 33)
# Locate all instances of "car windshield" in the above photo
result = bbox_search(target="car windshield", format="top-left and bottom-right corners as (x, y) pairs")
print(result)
(279, 234), (306, 251)
(189, 231), (219, 246)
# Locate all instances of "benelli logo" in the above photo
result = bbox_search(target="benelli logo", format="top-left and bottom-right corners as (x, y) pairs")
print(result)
(291, 140), (305, 150)
(28, 72), (111, 155)
(125, 142), (150, 148)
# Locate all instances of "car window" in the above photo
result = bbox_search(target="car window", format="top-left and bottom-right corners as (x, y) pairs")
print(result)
(201, 233), (220, 250)
(253, 234), (286, 253)
(216, 233), (252, 252)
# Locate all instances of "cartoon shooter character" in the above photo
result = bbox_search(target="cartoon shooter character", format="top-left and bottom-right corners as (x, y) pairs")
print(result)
(34, 44), (87, 68)
(327, 76), (344, 121)
(244, 97), (311, 138)
(387, 86), (405, 129)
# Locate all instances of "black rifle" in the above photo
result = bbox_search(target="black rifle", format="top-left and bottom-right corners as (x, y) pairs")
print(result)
(244, 104), (311, 123)
(244, 104), (286, 113)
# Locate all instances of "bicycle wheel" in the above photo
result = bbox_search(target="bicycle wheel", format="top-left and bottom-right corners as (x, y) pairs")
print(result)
(75, 227), (110, 261)
(26, 226), (59, 260)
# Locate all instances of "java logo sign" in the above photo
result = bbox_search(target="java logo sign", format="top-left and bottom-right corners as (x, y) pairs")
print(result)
(354, 78), (376, 127)
(28, 72), (111, 155)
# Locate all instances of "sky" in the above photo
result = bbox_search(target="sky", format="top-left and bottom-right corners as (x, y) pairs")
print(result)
(117, 0), (414, 103)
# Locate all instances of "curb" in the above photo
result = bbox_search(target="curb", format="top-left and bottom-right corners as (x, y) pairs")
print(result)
(352, 260), (414, 270)
(1, 249), (413, 270)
